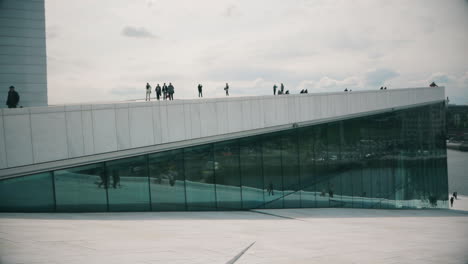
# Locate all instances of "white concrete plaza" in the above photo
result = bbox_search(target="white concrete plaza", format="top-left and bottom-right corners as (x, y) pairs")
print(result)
(1, 197), (467, 264)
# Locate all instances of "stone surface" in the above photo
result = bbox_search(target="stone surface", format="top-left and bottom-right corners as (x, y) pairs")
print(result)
(1, 198), (467, 264)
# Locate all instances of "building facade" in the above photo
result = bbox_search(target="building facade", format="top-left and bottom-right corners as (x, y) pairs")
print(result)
(0, 101), (448, 212)
(0, 0), (48, 107)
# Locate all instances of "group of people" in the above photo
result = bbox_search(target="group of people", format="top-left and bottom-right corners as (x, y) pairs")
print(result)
(146, 82), (175, 101)
(273, 83), (287, 95)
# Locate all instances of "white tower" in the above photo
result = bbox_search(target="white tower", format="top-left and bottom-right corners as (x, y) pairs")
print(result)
(0, 0), (48, 108)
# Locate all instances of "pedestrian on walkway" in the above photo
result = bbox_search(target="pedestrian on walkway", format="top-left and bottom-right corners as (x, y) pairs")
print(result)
(6, 86), (19, 108)
(450, 196), (454, 207)
(453, 192), (458, 199)
(280, 83), (284, 94)
(155, 84), (161, 100)
(198, 84), (203, 97)
(145, 83), (152, 101)
(224, 83), (229, 96)
(273, 84), (277, 95)
(168, 83), (175, 100)
(162, 83), (168, 100)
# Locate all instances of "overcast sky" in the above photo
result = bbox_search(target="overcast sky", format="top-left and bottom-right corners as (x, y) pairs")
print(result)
(45, 0), (468, 105)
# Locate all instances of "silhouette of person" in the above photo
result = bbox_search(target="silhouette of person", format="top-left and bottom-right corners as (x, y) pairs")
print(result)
(168, 83), (175, 100)
(98, 172), (109, 189)
(145, 83), (152, 101)
(280, 83), (284, 93)
(162, 83), (168, 100)
(300, 89), (304, 94)
(155, 84), (161, 100)
(285, 90), (289, 94)
(273, 84), (277, 95)
(112, 170), (120, 188)
(384, 87), (387, 90)
(429, 82), (438, 87)
(344, 88), (348, 92)
(6, 86), (19, 108)
(224, 83), (229, 96)
(268, 182), (274, 196)
(380, 86), (383, 90)
(450, 196), (454, 207)
(198, 84), (203, 97)
(305, 89), (308, 93)
(453, 192), (458, 199)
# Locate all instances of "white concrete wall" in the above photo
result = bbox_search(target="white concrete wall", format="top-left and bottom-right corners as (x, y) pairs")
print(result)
(0, 87), (444, 169)
(0, 0), (48, 107)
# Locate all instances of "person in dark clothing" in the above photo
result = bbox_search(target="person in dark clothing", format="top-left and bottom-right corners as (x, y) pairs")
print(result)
(305, 89), (308, 94)
(280, 83), (284, 93)
(198, 84), (203, 97)
(6, 86), (20, 108)
(300, 89), (304, 94)
(155, 84), (161, 100)
(453, 192), (458, 199)
(344, 88), (348, 92)
(285, 90), (289, 94)
(224, 83), (229, 96)
(168, 83), (174, 100)
(429, 82), (438, 87)
(384, 87), (387, 90)
(112, 170), (120, 188)
(268, 182), (274, 196)
(273, 84), (277, 95)
(380, 86), (383, 90)
(145, 83), (151, 101)
(450, 196), (454, 207)
(162, 83), (168, 100)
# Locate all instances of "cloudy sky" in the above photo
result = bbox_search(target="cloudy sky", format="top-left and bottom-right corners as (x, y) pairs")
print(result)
(45, 0), (468, 105)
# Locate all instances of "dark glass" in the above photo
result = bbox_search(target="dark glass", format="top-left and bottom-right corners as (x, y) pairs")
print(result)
(298, 126), (315, 208)
(327, 122), (343, 207)
(214, 140), (241, 210)
(262, 133), (283, 208)
(0, 172), (54, 212)
(342, 118), (362, 208)
(149, 149), (186, 211)
(313, 124), (329, 208)
(184, 144), (217, 210)
(55, 164), (107, 212)
(240, 136), (264, 209)
(281, 130), (301, 208)
(106, 156), (150, 211)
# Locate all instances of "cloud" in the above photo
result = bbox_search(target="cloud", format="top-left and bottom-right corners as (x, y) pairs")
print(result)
(299, 76), (364, 93)
(365, 68), (399, 87)
(121, 26), (157, 39)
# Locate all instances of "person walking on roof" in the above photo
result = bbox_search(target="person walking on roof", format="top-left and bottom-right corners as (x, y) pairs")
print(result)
(168, 83), (175, 100)
(198, 84), (203, 97)
(145, 83), (152, 101)
(224, 83), (229, 96)
(162, 83), (168, 100)
(6, 86), (19, 108)
(273, 84), (277, 95)
(155, 84), (161, 100)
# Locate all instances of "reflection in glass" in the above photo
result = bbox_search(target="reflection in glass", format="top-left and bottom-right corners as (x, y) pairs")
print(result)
(184, 144), (216, 210)
(240, 137), (264, 209)
(0, 172), (54, 212)
(55, 164), (107, 212)
(106, 156), (150, 211)
(215, 140), (241, 210)
(262, 133), (283, 208)
(149, 149), (186, 211)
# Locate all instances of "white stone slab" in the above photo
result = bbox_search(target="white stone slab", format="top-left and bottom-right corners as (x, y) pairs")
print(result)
(65, 111), (84, 158)
(216, 101), (229, 134)
(200, 102), (217, 137)
(92, 109), (118, 153)
(30, 112), (68, 163)
(190, 103), (201, 139)
(227, 100), (243, 133)
(115, 107), (131, 150)
(129, 106), (154, 148)
(166, 104), (186, 142)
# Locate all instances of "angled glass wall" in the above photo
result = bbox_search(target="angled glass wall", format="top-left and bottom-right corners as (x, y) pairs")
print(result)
(0, 102), (449, 212)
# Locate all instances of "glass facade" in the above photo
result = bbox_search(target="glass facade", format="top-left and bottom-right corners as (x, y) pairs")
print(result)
(0, 103), (449, 212)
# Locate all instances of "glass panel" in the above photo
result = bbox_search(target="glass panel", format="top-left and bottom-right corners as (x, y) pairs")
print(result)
(298, 126), (316, 208)
(281, 130), (301, 208)
(106, 156), (150, 212)
(55, 164), (107, 212)
(214, 140), (241, 210)
(314, 124), (329, 208)
(0, 172), (54, 212)
(184, 144), (216, 210)
(342, 118), (362, 208)
(327, 122), (343, 207)
(240, 136), (264, 209)
(149, 149), (186, 211)
(262, 133), (283, 209)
